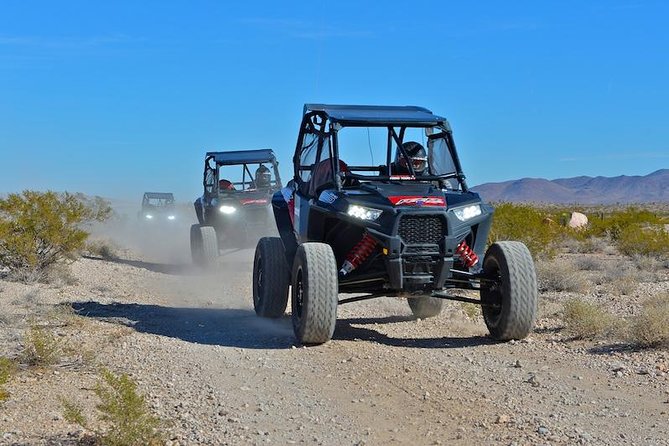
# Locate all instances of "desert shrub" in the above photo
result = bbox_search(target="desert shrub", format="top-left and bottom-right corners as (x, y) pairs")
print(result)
(61, 398), (88, 427)
(460, 302), (480, 319)
(629, 293), (669, 348)
(585, 207), (665, 240)
(607, 275), (638, 296)
(615, 225), (669, 259)
(86, 239), (119, 260)
(573, 256), (604, 271)
(0, 357), (17, 401)
(489, 203), (564, 259)
(63, 367), (163, 446)
(562, 298), (621, 339)
(0, 191), (111, 280)
(536, 260), (590, 293)
(20, 325), (62, 367)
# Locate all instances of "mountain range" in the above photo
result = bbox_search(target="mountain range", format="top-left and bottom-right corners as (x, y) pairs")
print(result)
(471, 169), (669, 204)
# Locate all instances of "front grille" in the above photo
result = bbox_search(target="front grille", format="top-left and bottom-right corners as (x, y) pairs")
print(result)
(398, 215), (444, 245)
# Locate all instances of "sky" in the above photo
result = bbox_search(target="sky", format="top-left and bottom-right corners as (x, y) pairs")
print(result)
(1, 0), (667, 202)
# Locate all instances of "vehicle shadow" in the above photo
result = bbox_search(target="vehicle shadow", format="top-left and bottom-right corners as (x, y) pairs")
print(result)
(83, 255), (198, 276)
(334, 316), (496, 349)
(72, 301), (495, 350)
(71, 301), (295, 349)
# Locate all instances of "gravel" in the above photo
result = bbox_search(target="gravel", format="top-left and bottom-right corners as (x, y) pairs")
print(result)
(1, 227), (668, 445)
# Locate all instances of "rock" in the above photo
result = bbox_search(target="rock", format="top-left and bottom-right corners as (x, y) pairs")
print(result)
(568, 212), (588, 229)
(538, 426), (550, 436)
(496, 414), (510, 424)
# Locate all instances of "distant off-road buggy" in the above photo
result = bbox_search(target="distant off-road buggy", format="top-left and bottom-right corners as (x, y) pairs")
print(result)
(138, 192), (177, 222)
(191, 149), (282, 265)
(253, 104), (538, 344)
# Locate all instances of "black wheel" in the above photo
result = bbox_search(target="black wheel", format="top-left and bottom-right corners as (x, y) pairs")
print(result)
(480, 241), (538, 340)
(253, 237), (290, 318)
(190, 224), (218, 266)
(291, 243), (338, 344)
(408, 296), (444, 319)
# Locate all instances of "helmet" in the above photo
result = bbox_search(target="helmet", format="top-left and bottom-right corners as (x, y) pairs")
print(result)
(255, 164), (271, 188)
(219, 179), (235, 191)
(395, 141), (427, 174)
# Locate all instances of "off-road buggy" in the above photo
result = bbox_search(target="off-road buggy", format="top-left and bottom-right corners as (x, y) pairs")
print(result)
(138, 192), (177, 222)
(253, 104), (538, 344)
(191, 149), (282, 265)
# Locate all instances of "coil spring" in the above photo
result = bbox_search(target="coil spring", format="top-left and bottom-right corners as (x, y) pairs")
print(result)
(340, 233), (377, 275)
(456, 241), (479, 268)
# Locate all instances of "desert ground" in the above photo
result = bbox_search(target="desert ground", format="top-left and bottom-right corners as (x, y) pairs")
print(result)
(1, 216), (668, 446)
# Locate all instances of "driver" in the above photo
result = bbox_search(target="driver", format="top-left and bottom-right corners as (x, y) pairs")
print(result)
(394, 141), (428, 175)
(254, 164), (272, 189)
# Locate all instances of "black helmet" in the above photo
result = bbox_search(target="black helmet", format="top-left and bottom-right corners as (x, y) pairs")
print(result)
(395, 141), (427, 174)
(255, 164), (271, 188)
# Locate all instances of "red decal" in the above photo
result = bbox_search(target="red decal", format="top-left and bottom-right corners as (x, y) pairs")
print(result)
(388, 196), (445, 207)
(240, 198), (269, 205)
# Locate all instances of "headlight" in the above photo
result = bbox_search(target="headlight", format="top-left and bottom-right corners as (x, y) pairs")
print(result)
(219, 205), (237, 214)
(145, 214), (153, 219)
(167, 215), (176, 220)
(347, 204), (382, 221)
(453, 204), (482, 221)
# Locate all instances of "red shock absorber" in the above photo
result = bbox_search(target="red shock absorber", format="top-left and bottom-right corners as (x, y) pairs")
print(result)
(339, 233), (377, 276)
(456, 240), (479, 268)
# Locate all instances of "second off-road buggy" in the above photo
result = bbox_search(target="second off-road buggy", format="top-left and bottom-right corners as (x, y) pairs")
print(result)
(191, 149), (282, 265)
(138, 192), (177, 222)
(253, 104), (538, 344)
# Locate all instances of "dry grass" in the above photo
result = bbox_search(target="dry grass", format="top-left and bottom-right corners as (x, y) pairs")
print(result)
(573, 256), (604, 271)
(459, 302), (480, 320)
(607, 275), (638, 296)
(20, 325), (63, 367)
(0, 356), (17, 401)
(629, 293), (669, 348)
(562, 298), (622, 340)
(536, 260), (591, 293)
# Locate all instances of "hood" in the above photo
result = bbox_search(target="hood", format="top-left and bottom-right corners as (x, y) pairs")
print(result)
(321, 182), (482, 209)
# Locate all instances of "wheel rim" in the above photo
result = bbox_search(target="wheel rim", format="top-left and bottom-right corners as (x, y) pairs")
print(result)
(254, 257), (263, 308)
(482, 260), (504, 325)
(294, 268), (304, 319)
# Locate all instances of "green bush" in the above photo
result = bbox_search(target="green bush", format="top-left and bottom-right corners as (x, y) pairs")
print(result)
(0, 191), (111, 277)
(489, 203), (563, 258)
(585, 207), (666, 240)
(616, 225), (669, 258)
(63, 367), (163, 446)
(0, 357), (17, 401)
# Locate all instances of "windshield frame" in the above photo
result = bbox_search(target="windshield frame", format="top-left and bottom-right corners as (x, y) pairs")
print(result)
(331, 123), (468, 192)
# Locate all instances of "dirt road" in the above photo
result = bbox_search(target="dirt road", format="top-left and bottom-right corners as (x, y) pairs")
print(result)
(1, 228), (668, 445)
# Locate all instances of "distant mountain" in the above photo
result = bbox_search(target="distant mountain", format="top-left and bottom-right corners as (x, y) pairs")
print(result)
(471, 169), (669, 204)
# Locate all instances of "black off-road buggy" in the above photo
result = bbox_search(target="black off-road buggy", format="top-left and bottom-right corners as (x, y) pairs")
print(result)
(191, 149), (282, 265)
(138, 192), (177, 222)
(253, 104), (538, 344)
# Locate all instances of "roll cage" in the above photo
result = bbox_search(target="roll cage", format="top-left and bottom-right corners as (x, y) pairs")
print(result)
(293, 104), (469, 197)
(203, 149), (282, 197)
(142, 192), (175, 208)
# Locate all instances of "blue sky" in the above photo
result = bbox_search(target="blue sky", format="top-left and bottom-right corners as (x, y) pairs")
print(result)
(1, 0), (667, 201)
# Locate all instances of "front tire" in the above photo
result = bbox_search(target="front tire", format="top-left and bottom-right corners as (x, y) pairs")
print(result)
(408, 296), (444, 319)
(190, 224), (218, 266)
(291, 243), (339, 344)
(480, 241), (538, 340)
(253, 237), (290, 318)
